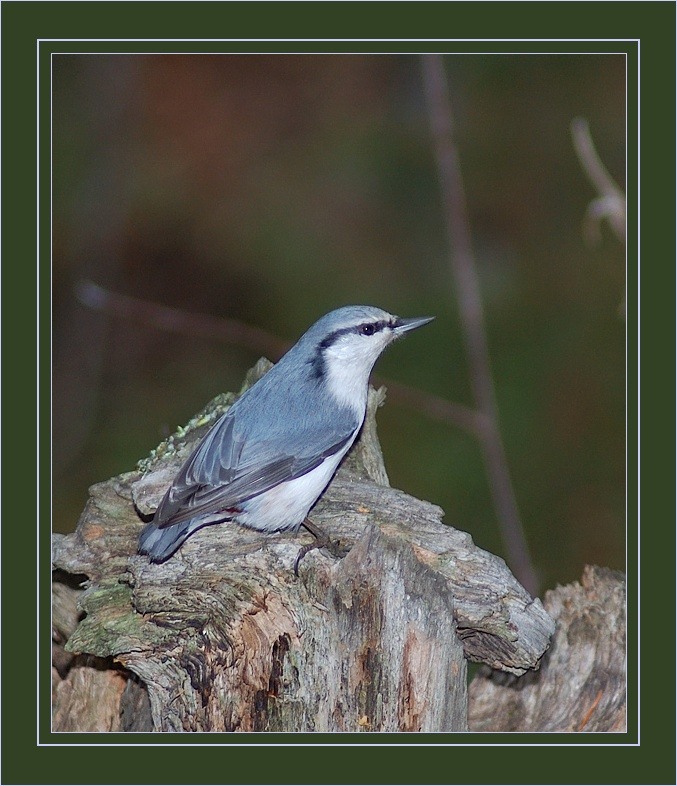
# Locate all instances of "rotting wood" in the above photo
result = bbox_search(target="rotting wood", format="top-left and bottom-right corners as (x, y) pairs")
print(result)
(468, 565), (626, 732)
(52, 359), (554, 733)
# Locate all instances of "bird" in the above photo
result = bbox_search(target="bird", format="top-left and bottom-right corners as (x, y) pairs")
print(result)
(138, 305), (434, 564)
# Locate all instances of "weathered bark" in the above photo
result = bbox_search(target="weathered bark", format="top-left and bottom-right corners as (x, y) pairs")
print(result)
(468, 565), (626, 732)
(52, 570), (154, 731)
(52, 360), (554, 733)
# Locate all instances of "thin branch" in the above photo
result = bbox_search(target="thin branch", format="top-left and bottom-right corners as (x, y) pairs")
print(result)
(571, 117), (626, 245)
(75, 279), (289, 361)
(376, 378), (483, 437)
(75, 279), (483, 437)
(420, 55), (538, 596)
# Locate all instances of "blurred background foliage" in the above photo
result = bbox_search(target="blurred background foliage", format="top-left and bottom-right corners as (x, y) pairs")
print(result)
(52, 53), (625, 593)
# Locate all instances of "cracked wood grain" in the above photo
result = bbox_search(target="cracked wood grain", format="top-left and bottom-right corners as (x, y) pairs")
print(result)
(52, 360), (553, 733)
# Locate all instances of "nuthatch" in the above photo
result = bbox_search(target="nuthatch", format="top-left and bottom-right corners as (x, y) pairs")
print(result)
(139, 305), (434, 562)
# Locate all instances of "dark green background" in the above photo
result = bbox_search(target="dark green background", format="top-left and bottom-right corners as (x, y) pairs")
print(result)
(2, 1), (673, 785)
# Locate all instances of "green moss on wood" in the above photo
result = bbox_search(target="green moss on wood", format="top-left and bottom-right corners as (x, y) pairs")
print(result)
(65, 580), (174, 658)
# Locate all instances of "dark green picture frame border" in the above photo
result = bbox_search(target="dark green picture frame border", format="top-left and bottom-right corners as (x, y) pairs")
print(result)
(2, 1), (674, 784)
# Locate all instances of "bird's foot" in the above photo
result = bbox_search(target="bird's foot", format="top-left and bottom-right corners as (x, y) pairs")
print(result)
(294, 518), (349, 576)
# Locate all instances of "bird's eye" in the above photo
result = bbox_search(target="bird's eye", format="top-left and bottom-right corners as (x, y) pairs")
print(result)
(360, 323), (376, 336)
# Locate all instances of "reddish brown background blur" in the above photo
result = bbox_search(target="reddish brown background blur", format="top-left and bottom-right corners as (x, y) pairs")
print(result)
(52, 54), (626, 592)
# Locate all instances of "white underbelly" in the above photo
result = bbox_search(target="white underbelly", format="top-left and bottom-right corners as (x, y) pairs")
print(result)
(235, 446), (351, 533)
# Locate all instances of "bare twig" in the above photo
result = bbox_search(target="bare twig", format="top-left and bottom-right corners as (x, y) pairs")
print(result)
(571, 117), (626, 245)
(75, 279), (288, 361)
(377, 378), (483, 437)
(420, 55), (538, 596)
(75, 279), (483, 437)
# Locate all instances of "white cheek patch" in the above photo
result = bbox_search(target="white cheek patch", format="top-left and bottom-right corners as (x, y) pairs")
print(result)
(323, 332), (392, 417)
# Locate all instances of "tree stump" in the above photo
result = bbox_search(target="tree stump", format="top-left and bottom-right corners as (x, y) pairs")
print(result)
(468, 565), (626, 732)
(52, 359), (555, 733)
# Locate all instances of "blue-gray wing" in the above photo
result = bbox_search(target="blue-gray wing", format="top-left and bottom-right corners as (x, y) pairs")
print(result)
(152, 409), (357, 530)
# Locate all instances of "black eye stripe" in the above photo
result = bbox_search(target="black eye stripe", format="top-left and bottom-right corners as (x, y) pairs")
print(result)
(358, 320), (389, 336)
(317, 319), (393, 352)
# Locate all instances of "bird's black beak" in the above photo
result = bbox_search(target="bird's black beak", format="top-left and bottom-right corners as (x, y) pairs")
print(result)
(392, 315), (435, 335)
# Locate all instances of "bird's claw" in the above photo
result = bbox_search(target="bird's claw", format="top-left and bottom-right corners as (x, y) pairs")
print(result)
(294, 522), (349, 576)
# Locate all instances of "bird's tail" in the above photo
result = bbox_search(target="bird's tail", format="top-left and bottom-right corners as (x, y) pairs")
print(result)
(138, 520), (199, 562)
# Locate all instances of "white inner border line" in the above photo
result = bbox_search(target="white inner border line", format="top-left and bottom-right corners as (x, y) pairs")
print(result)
(43, 41), (636, 746)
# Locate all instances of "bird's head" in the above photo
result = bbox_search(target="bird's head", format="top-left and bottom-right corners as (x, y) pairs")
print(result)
(301, 305), (434, 414)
